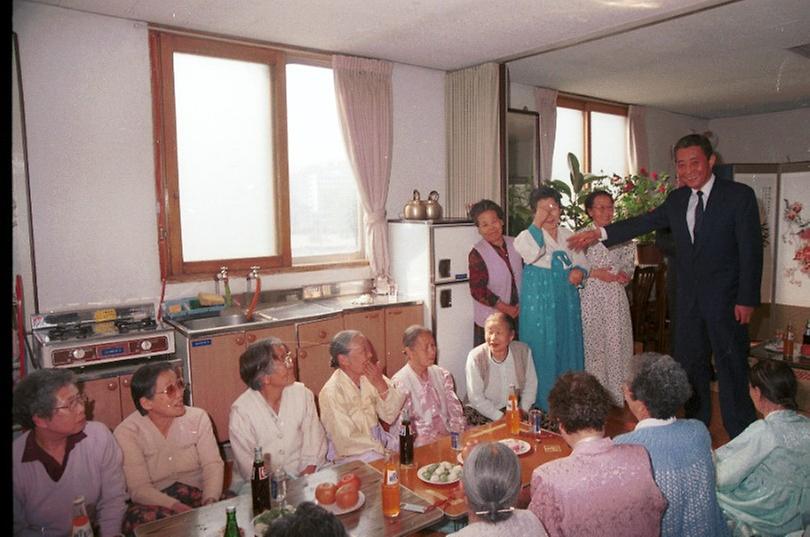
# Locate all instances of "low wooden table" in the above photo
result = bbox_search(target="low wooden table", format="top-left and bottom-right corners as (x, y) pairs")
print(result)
(134, 461), (442, 537)
(369, 418), (572, 520)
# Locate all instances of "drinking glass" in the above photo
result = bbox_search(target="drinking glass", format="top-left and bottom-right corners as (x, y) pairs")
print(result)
(529, 409), (543, 442)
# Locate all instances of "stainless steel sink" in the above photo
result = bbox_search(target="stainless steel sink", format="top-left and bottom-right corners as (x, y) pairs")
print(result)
(254, 301), (337, 321)
(178, 312), (257, 331)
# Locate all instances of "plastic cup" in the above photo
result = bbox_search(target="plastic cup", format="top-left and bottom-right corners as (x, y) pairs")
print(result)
(529, 409), (543, 442)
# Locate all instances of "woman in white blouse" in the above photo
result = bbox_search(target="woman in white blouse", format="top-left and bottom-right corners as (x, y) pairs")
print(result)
(228, 337), (326, 492)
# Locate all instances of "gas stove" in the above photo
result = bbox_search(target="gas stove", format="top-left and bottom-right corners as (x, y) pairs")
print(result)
(32, 303), (175, 369)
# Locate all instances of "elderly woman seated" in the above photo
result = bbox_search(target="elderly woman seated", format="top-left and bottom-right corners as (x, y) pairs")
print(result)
(528, 371), (666, 537)
(13, 369), (127, 537)
(265, 501), (348, 537)
(614, 353), (728, 537)
(114, 362), (227, 535)
(715, 360), (810, 537)
(229, 337), (326, 491)
(449, 442), (548, 536)
(390, 325), (465, 447)
(464, 312), (538, 426)
(319, 330), (406, 462)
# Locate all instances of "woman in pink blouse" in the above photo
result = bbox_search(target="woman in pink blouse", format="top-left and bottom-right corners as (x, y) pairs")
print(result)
(391, 325), (466, 447)
(528, 372), (666, 537)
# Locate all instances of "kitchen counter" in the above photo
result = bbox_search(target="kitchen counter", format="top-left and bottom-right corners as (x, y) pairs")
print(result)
(166, 294), (422, 336)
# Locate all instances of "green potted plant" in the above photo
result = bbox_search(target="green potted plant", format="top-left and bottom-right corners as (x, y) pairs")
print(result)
(548, 153), (608, 231)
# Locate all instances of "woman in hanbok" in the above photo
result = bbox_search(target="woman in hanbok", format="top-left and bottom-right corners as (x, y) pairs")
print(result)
(391, 325), (465, 447)
(715, 360), (810, 537)
(515, 186), (588, 410)
(579, 190), (635, 406)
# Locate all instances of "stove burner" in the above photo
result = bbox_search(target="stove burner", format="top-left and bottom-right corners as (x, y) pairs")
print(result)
(47, 324), (94, 341)
(115, 318), (158, 334)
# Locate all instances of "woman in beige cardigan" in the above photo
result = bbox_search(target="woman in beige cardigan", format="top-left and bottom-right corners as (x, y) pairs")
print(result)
(114, 362), (229, 535)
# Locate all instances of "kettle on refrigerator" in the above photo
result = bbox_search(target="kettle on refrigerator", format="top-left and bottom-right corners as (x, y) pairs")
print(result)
(424, 190), (443, 220)
(403, 190), (427, 220)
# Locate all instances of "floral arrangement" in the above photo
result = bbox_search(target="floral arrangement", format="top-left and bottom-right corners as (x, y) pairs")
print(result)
(782, 199), (810, 285)
(610, 168), (672, 224)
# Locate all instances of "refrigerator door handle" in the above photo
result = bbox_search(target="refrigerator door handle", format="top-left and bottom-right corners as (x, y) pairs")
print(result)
(439, 288), (452, 308)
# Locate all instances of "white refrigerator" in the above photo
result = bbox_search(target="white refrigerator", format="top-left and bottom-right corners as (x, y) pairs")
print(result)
(388, 219), (480, 400)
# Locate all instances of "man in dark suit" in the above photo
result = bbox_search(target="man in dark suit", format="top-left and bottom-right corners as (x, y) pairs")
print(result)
(568, 134), (762, 438)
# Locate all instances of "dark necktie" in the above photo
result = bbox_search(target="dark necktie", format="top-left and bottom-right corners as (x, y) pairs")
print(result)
(693, 190), (704, 242)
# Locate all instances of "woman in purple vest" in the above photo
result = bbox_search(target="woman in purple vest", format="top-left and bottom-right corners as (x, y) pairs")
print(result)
(467, 200), (523, 347)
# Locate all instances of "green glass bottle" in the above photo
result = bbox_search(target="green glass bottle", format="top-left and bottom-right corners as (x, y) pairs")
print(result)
(224, 505), (240, 537)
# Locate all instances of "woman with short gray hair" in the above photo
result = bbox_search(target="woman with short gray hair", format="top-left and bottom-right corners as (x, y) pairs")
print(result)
(449, 442), (547, 536)
(229, 336), (326, 493)
(614, 353), (727, 537)
(390, 325), (465, 447)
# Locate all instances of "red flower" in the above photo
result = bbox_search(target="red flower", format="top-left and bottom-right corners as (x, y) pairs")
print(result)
(639, 167), (648, 176)
(652, 172), (659, 180)
(657, 184), (668, 193)
(623, 180), (635, 193)
(787, 211), (797, 221)
(790, 202), (803, 213)
(800, 229), (810, 241)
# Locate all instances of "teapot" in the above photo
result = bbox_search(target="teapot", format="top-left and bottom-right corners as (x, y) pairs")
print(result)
(403, 190), (427, 220)
(424, 190), (443, 220)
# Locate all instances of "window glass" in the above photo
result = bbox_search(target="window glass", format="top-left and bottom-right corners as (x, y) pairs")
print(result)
(174, 52), (277, 262)
(286, 64), (361, 260)
(551, 107), (584, 189)
(591, 111), (628, 177)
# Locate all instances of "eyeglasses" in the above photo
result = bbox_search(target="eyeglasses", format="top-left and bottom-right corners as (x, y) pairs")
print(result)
(274, 351), (294, 369)
(155, 379), (186, 398)
(54, 393), (89, 412)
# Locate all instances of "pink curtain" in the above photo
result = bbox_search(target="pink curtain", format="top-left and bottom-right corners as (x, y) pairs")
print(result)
(332, 55), (394, 281)
(627, 105), (649, 174)
(534, 87), (558, 182)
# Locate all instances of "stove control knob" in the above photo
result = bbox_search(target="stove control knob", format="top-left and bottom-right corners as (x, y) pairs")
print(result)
(140, 340), (153, 351)
(72, 348), (86, 360)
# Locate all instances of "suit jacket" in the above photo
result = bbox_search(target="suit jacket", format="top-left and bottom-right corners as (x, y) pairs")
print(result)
(604, 180), (762, 316)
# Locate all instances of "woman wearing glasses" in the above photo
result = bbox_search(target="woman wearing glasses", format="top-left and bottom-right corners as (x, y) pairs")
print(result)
(13, 368), (127, 536)
(229, 337), (326, 493)
(114, 362), (226, 535)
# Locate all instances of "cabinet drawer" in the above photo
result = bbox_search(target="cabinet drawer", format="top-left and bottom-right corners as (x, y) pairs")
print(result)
(297, 315), (344, 347)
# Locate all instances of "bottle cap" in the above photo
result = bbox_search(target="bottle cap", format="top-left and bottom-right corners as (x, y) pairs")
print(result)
(73, 496), (86, 505)
(226, 505), (236, 513)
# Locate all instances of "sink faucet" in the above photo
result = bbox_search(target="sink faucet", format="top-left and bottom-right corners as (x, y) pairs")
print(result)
(215, 266), (233, 307)
(245, 266), (262, 321)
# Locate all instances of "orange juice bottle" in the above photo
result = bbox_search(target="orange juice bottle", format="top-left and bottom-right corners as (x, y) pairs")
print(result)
(506, 384), (520, 436)
(381, 450), (400, 518)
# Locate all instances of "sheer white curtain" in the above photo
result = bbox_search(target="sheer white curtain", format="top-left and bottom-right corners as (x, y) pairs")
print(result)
(446, 63), (500, 216)
(332, 55), (393, 280)
(534, 87), (558, 183)
(627, 105), (649, 174)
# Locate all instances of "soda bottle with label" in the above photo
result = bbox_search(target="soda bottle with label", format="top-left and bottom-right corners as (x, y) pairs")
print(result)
(506, 384), (521, 436)
(381, 450), (401, 518)
(251, 446), (270, 515)
(801, 319), (810, 357)
(224, 505), (240, 537)
(70, 496), (94, 537)
(399, 408), (414, 466)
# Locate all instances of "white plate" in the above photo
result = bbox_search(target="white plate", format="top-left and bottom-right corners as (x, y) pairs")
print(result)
(764, 341), (783, 353)
(499, 438), (531, 456)
(316, 491), (365, 515)
(417, 462), (462, 485)
(456, 452), (464, 465)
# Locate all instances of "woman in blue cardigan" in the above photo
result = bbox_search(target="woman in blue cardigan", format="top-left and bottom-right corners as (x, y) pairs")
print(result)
(614, 352), (728, 537)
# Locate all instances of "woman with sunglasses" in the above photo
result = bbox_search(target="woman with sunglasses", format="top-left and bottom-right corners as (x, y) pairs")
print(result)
(228, 337), (326, 493)
(114, 362), (226, 535)
(13, 368), (127, 536)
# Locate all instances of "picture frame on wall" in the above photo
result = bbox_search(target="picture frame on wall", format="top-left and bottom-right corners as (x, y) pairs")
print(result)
(774, 163), (810, 308)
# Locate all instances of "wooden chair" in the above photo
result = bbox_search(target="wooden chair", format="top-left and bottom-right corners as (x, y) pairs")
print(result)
(629, 266), (657, 346)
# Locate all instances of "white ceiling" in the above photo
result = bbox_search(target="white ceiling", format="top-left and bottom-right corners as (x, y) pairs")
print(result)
(24, 0), (810, 118)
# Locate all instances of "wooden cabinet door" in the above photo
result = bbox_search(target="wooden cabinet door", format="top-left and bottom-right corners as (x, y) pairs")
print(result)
(188, 332), (246, 443)
(344, 309), (386, 370)
(248, 324), (296, 349)
(384, 305), (424, 376)
(119, 374), (136, 420)
(79, 376), (123, 431)
(297, 315), (343, 396)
